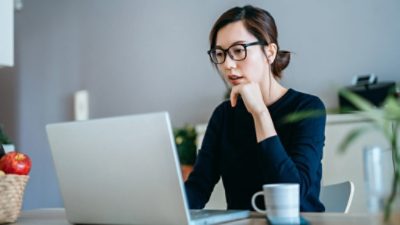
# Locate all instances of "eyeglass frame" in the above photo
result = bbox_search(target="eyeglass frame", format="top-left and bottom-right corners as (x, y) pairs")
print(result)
(207, 41), (268, 64)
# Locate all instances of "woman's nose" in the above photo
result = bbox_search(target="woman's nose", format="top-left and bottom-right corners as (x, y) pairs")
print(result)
(222, 54), (236, 69)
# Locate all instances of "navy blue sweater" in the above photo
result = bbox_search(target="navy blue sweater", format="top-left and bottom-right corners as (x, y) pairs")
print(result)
(185, 89), (326, 212)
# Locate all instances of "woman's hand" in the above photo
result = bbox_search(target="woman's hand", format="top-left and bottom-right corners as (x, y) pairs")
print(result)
(230, 82), (277, 142)
(230, 82), (268, 115)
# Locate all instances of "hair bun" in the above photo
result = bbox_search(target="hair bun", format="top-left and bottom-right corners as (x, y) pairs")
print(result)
(272, 50), (291, 78)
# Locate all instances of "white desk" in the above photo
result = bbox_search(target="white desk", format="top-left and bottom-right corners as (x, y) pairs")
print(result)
(10, 208), (400, 225)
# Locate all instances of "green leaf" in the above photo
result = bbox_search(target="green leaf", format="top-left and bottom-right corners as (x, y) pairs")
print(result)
(173, 124), (198, 165)
(339, 89), (375, 112)
(338, 126), (371, 153)
(383, 96), (400, 121)
(284, 110), (324, 123)
(0, 125), (12, 145)
(361, 109), (387, 132)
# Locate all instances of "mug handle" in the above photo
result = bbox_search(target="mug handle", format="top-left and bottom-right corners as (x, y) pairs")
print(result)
(251, 191), (267, 214)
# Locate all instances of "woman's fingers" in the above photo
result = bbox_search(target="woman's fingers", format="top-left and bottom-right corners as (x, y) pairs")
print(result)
(230, 86), (240, 107)
(230, 82), (267, 114)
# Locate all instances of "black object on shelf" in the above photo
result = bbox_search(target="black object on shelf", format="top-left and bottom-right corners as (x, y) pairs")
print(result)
(339, 81), (396, 112)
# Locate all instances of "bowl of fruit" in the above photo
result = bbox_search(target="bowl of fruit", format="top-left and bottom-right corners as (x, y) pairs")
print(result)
(0, 147), (31, 224)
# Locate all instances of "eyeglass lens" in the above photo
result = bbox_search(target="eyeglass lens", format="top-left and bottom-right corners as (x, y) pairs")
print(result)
(210, 44), (247, 64)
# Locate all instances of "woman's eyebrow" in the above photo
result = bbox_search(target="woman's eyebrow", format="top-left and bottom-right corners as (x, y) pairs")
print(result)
(215, 40), (246, 49)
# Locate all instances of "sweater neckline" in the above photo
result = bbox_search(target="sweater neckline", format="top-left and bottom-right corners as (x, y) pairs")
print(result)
(267, 88), (294, 111)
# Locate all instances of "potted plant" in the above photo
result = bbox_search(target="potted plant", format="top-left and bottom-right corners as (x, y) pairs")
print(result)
(173, 124), (197, 181)
(338, 89), (400, 221)
(284, 89), (400, 221)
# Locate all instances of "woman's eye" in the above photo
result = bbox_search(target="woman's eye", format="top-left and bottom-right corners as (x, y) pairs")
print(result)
(232, 48), (245, 55)
(215, 52), (224, 57)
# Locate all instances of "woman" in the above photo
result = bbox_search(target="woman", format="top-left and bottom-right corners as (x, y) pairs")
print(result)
(185, 5), (326, 212)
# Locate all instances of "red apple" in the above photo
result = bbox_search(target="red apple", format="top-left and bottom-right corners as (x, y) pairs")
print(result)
(0, 151), (32, 175)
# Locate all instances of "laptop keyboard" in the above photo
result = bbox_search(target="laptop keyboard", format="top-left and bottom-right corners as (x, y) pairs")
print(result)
(190, 210), (238, 219)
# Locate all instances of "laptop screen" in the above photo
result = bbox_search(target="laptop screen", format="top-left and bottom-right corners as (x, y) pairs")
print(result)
(47, 112), (191, 224)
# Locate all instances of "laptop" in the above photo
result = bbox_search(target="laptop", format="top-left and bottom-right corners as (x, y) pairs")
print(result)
(46, 111), (250, 225)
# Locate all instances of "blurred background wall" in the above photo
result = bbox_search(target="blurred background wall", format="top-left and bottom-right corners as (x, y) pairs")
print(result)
(0, 0), (399, 209)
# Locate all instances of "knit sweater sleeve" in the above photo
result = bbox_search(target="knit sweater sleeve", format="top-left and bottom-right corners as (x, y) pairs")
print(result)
(184, 104), (224, 209)
(257, 97), (326, 201)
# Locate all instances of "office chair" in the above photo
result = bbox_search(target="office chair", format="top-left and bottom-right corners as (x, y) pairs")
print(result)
(320, 181), (355, 213)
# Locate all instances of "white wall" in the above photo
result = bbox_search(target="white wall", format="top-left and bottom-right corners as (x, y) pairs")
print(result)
(0, 0), (399, 209)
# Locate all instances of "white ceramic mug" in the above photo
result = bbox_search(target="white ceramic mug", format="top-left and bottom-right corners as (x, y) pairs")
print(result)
(251, 183), (300, 224)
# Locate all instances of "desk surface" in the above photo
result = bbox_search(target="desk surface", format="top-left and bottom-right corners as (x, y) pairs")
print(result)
(10, 208), (400, 225)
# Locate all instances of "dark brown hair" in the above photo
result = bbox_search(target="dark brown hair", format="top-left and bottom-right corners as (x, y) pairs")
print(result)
(209, 5), (290, 79)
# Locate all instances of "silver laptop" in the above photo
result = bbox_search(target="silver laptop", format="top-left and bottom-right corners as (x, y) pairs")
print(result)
(46, 111), (249, 225)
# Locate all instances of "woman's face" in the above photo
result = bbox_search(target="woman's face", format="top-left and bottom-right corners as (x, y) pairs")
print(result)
(215, 21), (272, 87)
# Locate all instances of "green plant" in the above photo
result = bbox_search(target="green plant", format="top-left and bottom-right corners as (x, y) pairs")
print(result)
(338, 89), (400, 221)
(173, 125), (197, 165)
(284, 89), (400, 221)
(0, 125), (12, 145)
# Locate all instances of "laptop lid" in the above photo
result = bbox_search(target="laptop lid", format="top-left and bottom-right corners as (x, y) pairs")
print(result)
(46, 112), (191, 225)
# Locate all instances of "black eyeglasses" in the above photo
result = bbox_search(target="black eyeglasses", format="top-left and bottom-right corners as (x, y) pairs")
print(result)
(207, 41), (267, 64)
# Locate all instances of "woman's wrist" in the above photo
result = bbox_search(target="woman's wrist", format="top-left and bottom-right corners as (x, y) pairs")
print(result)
(252, 109), (277, 142)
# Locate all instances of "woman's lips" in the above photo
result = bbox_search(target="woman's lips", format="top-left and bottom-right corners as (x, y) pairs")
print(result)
(227, 75), (243, 85)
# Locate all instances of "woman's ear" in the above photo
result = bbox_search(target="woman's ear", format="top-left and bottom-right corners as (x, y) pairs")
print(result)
(264, 43), (277, 64)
